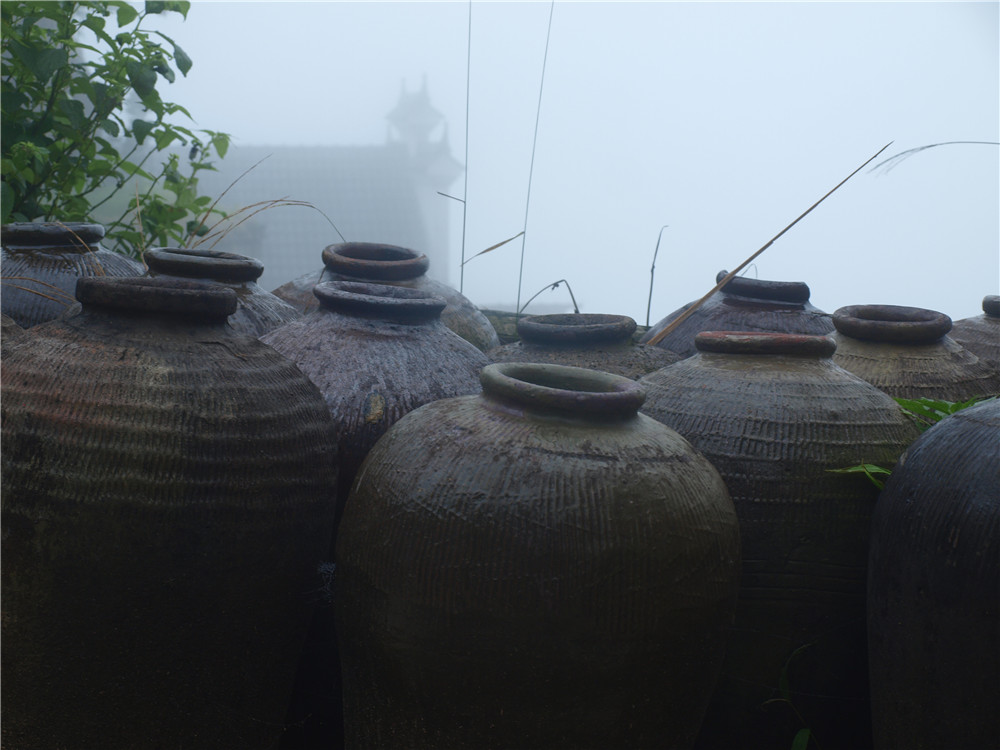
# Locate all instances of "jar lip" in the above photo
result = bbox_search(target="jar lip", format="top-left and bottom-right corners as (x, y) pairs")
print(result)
(833, 304), (952, 343)
(716, 270), (811, 304)
(517, 313), (637, 345)
(76, 277), (237, 319)
(481, 362), (646, 418)
(321, 242), (430, 281)
(2, 222), (105, 248)
(144, 247), (264, 282)
(313, 280), (446, 320)
(695, 331), (836, 357)
(983, 295), (1000, 318)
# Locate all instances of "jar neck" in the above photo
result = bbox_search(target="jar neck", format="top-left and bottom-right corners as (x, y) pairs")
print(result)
(321, 242), (429, 281)
(313, 280), (445, 323)
(144, 247), (264, 283)
(516, 314), (637, 346)
(694, 331), (836, 357)
(480, 362), (645, 420)
(833, 304), (952, 344)
(75, 277), (237, 323)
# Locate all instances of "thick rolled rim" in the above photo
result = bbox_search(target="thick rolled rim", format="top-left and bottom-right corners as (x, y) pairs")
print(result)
(716, 270), (811, 304)
(695, 331), (836, 357)
(313, 280), (445, 321)
(144, 247), (264, 282)
(2, 222), (105, 249)
(516, 313), (637, 345)
(833, 304), (952, 343)
(481, 362), (645, 418)
(982, 295), (1000, 318)
(76, 277), (237, 318)
(321, 242), (430, 281)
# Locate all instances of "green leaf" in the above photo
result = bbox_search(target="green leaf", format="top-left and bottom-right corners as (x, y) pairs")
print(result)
(1, 181), (14, 224)
(791, 728), (812, 750)
(126, 60), (157, 97)
(100, 118), (120, 137)
(116, 4), (139, 27)
(153, 62), (175, 84)
(81, 14), (106, 35)
(827, 463), (891, 490)
(9, 42), (69, 83)
(132, 119), (155, 145)
(172, 43), (192, 75)
(56, 98), (86, 131)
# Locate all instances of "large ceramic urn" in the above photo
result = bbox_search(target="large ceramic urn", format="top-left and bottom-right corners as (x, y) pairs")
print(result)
(487, 312), (681, 378)
(639, 332), (920, 750)
(1, 277), (339, 750)
(271, 241), (500, 351)
(144, 246), (300, 336)
(641, 270), (834, 357)
(868, 398), (1000, 750)
(335, 362), (741, 749)
(949, 294), (1000, 370)
(1, 221), (144, 327)
(831, 304), (1000, 401)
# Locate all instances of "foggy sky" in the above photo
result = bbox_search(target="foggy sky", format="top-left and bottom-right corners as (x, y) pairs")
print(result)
(147, 1), (998, 322)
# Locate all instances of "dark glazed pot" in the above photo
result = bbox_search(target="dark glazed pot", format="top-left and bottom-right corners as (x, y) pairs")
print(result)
(638, 332), (920, 750)
(868, 398), (999, 750)
(270, 241), (500, 351)
(144, 246), (300, 336)
(832, 304), (1000, 401)
(1, 277), (338, 750)
(488, 312), (681, 378)
(261, 280), (488, 750)
(641, 270), (834, 357)
(949, 294), (1000, 370)
(1, 221), (143, 327)
(335, 362), (741, 749)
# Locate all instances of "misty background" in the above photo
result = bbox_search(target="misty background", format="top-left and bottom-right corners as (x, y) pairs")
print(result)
(144, 1), (998, 323)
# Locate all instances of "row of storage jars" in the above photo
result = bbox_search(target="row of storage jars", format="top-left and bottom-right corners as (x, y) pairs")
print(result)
(2, 223), (998, 750)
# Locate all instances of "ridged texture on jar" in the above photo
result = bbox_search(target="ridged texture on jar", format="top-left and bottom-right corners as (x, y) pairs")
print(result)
(144, 247), (300, 336)
(868, 398), (1000, 750)
(640, 271), (834, 357)
(949, 295), (1000, 370)
(488, 313), (681, 379)
(639, 332), (920, 750)
(831, 304), (1000, 401)
(1, 279), (338, 750)
(335, 363), (741, 749)
(270, 242), (500, 351)
(1, 222), (144, 327)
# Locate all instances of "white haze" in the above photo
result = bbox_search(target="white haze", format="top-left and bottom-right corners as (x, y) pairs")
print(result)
(147, 1), (998, 323)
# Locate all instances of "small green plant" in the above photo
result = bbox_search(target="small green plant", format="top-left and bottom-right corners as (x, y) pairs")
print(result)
(1, 0), (230, 257)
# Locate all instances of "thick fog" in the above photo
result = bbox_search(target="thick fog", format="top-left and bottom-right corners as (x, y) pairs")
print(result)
(147, 1), (998, 322)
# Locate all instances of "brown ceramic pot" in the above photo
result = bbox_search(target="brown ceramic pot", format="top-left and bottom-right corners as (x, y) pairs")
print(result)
(335, 362), (741, 749)
(144, 246), (300, 336)
(638, 332), (920, 750)
(488, 313), (681, 378)
(949, 295), (1000, 370)
(831, 304), (1000, 401)
(1, 277), (338, 750)
(641, 270), (834, 357)
(270, 241), (500, 351)
(1, 221), (144, 327)
(868, 397), (1000, 750)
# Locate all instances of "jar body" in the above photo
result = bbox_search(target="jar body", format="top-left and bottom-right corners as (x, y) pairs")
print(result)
(1, 279), (338, 749)
(335, 363), (741, 749)
(639, 334), (919, 750)
(868, 399), (1000, 750)
(1, 222), (143, 326)
(949, 295), (1000, 370)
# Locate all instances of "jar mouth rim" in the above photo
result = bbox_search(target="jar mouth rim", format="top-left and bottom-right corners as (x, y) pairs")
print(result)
(716, 270), (811, 304)
(517, 313), (637, 344)
(833, 304), (952, 343)
(144, 247), (264, 282)
(76, 277), (237, 318)
(321, 242), (429, 281)
(983, 295), (1000, 317)
(313, 280), (446, 320)
(481, 362), (645, 418)
(695, 331), (836, 356)
(2, 222), (105, 247)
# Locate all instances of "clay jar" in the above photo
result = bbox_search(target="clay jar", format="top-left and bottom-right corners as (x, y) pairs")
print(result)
(488, 312), (680, 378)
(1, 221), (143, 327)
(831, 304), (1000, 401)
(144, 246), (300, 336)
(335, 362), (741, 750)
(638, 332), (920, 750)
(271, 241), (500, 351)
(1, 277), (338, 750)
(949, 294), (1000, 370)
(868, 398), (1000, 750)
(641, 270), (834, 357)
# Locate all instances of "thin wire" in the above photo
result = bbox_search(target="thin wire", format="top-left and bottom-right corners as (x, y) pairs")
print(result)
(460, 0), (472, 293)
(515, 0), (555, 319)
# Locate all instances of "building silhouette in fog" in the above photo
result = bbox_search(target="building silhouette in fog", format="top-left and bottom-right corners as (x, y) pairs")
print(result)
(196, 79), (462, 293)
